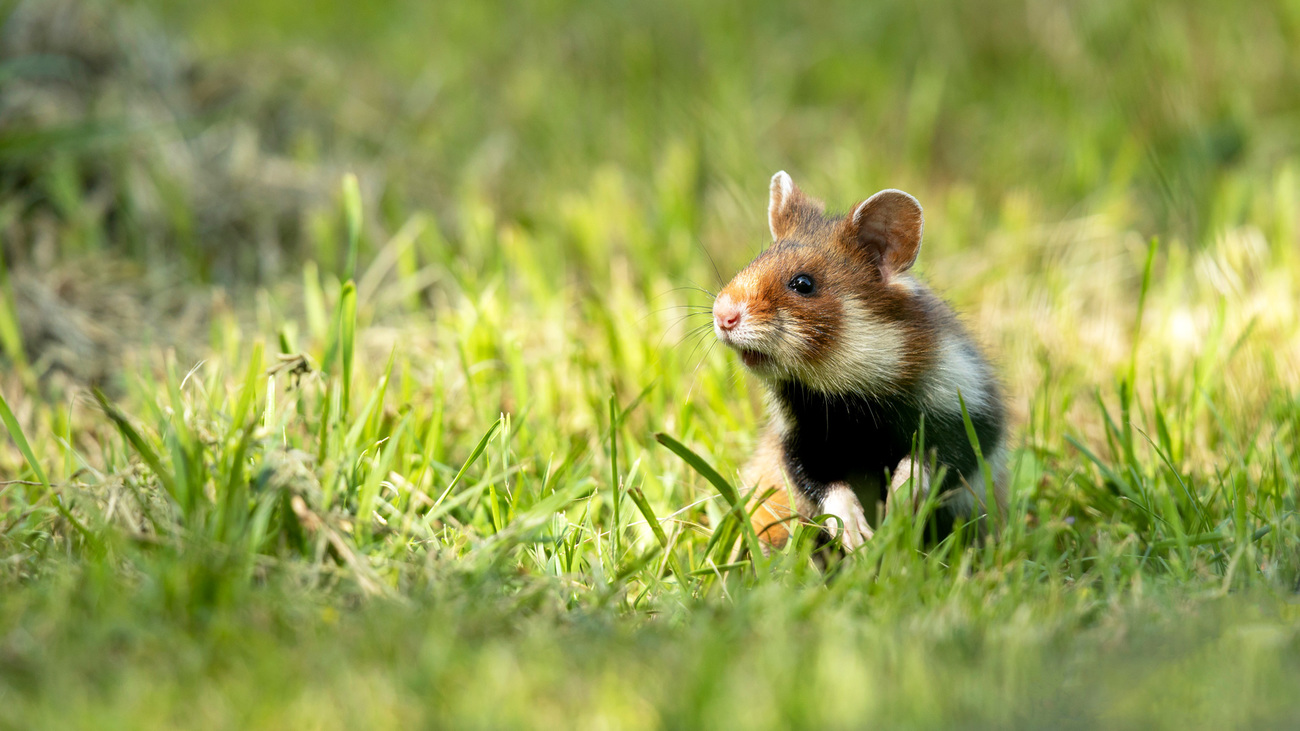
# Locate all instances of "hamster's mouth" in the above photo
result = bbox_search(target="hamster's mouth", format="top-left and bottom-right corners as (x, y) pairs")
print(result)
(738, 349), (771, 368)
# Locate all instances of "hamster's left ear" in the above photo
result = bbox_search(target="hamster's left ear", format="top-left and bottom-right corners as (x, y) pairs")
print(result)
(768, 171), (823, 241)
(843, 189), (923, 281)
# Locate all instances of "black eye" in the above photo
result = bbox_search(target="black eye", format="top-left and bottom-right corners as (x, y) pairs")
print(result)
(788, 274), (815, 295)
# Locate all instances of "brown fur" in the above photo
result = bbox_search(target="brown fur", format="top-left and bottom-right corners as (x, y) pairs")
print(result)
(718, 173), (1007, 553)
(723, 178), (936, 393)
(739, 426), (802, 547)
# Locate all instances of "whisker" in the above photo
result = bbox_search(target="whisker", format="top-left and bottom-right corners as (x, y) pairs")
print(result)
(656, 285), (717, 299)
(695, 238), (724, 288)
(729, 366), (747, 389)
(648, 304), (712, 316)
(675, 332), (714, 362)
(686, 330), (717, 362)
(668, 313), (711, 329)
(683, 339), (720, 405)
(682, 281), (718, 299)
(642, 308), (710, 329)
(658, 320), (714, 351)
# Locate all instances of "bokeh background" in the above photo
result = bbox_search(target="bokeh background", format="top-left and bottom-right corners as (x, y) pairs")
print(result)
(5, 0), (1298, 406)
(2, 1), (1299, 727)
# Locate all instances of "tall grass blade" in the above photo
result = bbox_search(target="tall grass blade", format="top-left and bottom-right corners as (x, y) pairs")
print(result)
(231, 342), (264, 431)
(609, 394), (621, 560)
(1, 389), (95, 544)
(654, 432), (738, 506)
(327, 280), (357, 421)
(957, 391), (998, 528)
(0, 255), (29, 377)
(628, 486), (687, 583)
(93, 388), (179, 505)
(428, 417), (502, 516)
(1127, 237), (1158, 393)
(654, 432), (764, 569)
(342, 173), (362, 282)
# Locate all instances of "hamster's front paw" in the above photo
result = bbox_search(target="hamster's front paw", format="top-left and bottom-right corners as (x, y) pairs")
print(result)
(887, 456), (932, 515)
(820, 484), (873, 551)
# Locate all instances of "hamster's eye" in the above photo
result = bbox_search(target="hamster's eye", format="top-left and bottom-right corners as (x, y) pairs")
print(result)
(788, 274), (816, 295)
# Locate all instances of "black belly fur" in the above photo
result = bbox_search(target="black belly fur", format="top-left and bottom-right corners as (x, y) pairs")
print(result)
(774, 381), (1002, 513)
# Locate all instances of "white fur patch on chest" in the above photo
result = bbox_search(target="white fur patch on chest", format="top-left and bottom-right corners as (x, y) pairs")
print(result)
(795, 299), (908, 396)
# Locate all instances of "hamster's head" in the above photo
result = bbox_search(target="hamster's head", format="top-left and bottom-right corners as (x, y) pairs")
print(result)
(712, 171), (927, 395)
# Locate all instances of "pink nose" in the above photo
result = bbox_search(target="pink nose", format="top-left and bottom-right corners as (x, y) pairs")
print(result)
(714, 299), (742, 331)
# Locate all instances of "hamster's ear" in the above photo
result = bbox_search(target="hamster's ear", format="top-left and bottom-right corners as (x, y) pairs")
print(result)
(768, 171), (821, 241)
(843, 189), (923, 280)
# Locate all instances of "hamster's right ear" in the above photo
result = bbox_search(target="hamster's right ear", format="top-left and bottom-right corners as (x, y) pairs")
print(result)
(843, 189), (924, 281)
(768, 171), (821, 241)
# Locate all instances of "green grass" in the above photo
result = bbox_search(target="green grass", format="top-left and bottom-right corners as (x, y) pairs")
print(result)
(3, 0), (1300, 727)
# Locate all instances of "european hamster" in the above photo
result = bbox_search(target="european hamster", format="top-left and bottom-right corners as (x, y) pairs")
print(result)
(713, 172), (1006, 551)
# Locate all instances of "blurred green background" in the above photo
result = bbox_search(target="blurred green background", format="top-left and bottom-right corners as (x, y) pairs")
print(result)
(7, 0), (1299, 285)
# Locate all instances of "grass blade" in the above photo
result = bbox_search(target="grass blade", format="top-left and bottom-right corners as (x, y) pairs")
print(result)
(428, 417), (503, 516)
(654, 432), (738, 506)
(609, 394), (621, 560)
(654, 432), (765, 570)
(957, 390), (997, 527)
(1, 389), (96, 545)
(338, 280), (357, 421)
(628, 486), (687, 584)
(342, 173), (363, 282)
(0, 389), (48, 488)
(93, 388), (179, 504)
